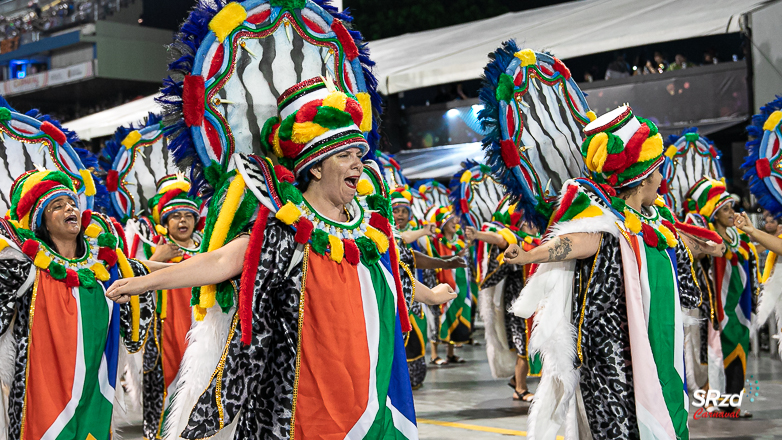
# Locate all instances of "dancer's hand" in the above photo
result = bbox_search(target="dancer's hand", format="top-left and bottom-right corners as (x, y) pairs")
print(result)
(734, 212), (755, 234)
(464, 226), (477, 241)
(504, 243), (528, 265)
(427, 283), (456, 305)
(106, 277), (150, 304)
(423, 223), (437, 237)
(441, 255), (468, 269)
(150, 242), (183, 262)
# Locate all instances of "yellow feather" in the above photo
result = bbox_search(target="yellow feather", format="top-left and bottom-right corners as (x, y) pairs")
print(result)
(356, 179), (374, 196)
(664, 145), (678, 159)
(21, 170), (49, 198)
(130, 295), (140, 341)
(194, 305), (207, 321)
(322, 91), (347, 111)
(357, 92), (372, 132)
(291, 121), (329, 144)
(460, 170), (473, 183)
(122, 130), (142, 149)
(199, 284), (216, 309)
(0, 238), (6, 252)
(637, 133), (663, 162)
(586, 132), (609, 173)
(624, 210), (642, 234)
(572, 205), (603, 220)
(659, 225), (678, 247)
(514, 49), (536, 67)
(117, 249), (134, 279)
(328, 234), (344, 263)
(763, 110), (782, 132)
(498, 228), (518, 246)
(586, 111), (597, 122)
(208, 1), (247, 43)
(159, 290), (167, 320)
(91, 262), (110, 281)
(276, 201), (302, 225)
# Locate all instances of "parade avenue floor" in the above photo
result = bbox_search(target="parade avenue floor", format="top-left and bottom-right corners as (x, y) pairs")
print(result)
(116, 328), (782, 439)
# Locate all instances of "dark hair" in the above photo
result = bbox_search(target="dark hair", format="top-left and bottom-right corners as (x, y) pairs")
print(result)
(35, 213), (86, 257)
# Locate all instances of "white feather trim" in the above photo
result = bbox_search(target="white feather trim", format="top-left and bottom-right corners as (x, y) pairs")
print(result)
(479, 282), (516, 379)
(163, 305), (235, 439)
(756, 257), (782, 326)
(0, 313), (15, 440)
(123, 350), (144, 412)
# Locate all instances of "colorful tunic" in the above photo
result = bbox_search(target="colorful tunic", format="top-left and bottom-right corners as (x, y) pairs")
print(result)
(0, 215), (154, 439)
(164, 155), (417, 440)
(431, 237), (472, 344)
(712, 227), (759, 396)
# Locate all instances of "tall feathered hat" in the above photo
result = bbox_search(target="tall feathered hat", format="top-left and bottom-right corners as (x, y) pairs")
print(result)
(148, 174), (200, 229)
(684, 177), (733, 221)
(9, 170), (80, 232)
(743, 96), (782, 217)
(581, 105), (664, 188)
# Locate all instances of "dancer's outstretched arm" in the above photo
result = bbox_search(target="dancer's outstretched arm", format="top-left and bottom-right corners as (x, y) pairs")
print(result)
(503, 232), (601, 266)
(107, 236), (249, 304)
(735, 212), (782, 255)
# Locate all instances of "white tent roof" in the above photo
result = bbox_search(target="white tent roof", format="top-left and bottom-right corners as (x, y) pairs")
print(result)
(370, 0), (773, 94)
(64, 94), (162, 140)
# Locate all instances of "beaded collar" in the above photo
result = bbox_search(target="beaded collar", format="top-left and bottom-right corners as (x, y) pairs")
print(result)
(622, 199), (679, 251)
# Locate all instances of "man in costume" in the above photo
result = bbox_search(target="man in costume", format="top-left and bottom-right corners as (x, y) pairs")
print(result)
(127, 174), (203, 439)
(504, 106), (702, 439)
(684, 178), (759, 418)
(465, 199), (541, 402)
(107, 78), (458, 439)
(0, 169), (154, 439)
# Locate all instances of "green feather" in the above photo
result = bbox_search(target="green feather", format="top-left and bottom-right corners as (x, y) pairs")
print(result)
(495, 73), (515, 102)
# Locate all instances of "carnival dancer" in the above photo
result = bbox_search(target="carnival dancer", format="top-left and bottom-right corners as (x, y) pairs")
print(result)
(466, 198), (541, 402)
(392, 186), (467, 388)
(684, 178), (759, 418)
(504, 106), (702, 439)
(0, 169), (155, 439)
(127, 174), (203, 439)
(107, 78), (458, 439)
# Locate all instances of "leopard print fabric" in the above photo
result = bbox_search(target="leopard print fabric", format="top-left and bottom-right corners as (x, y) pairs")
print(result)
(142, 315), (165, 439)
(573, 233), (638, 440)
(482, 246), (527, 355)
(407, 357), (427, 388)
(675, 241), (702, 310)
(180, 217), (302, 440)
(121, 258), (156, 353)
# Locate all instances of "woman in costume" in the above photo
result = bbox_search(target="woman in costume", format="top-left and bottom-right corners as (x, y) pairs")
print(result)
(107, 79), (457, 439)
(0, 169), (154, 439)
(684, 177), (759, 418)
(465, 198), (541, 402)
(504, 106), (702, 439)
(127, 174), (203, 439)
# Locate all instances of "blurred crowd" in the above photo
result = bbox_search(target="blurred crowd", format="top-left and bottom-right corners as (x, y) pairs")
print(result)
(587, 49), (740, 82)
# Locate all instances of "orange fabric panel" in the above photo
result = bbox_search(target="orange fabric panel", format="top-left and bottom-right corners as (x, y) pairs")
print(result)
(433, 241), (456, 289)
(162, 287), (192, 389)
(294, 251), (370, 439)
(24, 271), (78, 439)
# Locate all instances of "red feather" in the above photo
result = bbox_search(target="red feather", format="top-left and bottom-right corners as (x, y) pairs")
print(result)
(81, 210), (93, 230)
(756, 158), (771, 179)
(330, 20), (359, 60)
(40, 121), (67, 145)
(641, 223), (658, 247)
(16, 180), (59, 219)
(500, 139), (521, 168)
(239, 206), (270, 345)
(183, 75), (205, 127)
(274, 165), (295, 183)
(106, 170), (119, 192)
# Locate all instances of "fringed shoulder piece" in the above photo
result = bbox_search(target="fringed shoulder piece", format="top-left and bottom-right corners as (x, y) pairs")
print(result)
(479, 41), (591, 230)
(743, 96), (782, 217)
(448, 159), (505, 229)
(545, 178), (624, 237)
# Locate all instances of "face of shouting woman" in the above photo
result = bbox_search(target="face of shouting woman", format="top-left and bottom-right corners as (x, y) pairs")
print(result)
(308, 147), (365, 207)
(43, 195), (81, 242)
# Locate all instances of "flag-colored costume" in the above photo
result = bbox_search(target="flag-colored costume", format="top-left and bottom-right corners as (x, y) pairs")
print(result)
(0, 170), (154, 439)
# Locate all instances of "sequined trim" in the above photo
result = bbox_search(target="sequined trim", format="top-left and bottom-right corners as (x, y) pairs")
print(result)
(291, 245), (310, 440)
(577, 235), (602, 366)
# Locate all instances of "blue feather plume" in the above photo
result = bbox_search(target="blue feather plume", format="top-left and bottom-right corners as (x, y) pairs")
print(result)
(743, 95), (782, 217)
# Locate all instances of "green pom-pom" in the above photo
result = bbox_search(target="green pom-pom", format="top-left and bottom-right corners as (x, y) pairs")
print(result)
(610, 197), (626, 213)
(279, 181), (303, 205)
(270, 0), (306, 8)
(638, 117), (659, 137)
(78, 268), (97, 288)
(260, 116), (281, 155)
(98, 232), (118, 249)
(356, 236), (380, 265)
(191, 286), (201, 307)
(655, 229), (668, 250)
(49, 261), (66, 279)
(687, 199), (697, 212)
(0, 108), (10, 121)
(278, 112), (297, 141)
(659, 206), (675, 223)
(310, 229), (330, 254)
(684, 132), (699, 142)
(495, 73), (516, 102)
(216, 282), (235, 313)
(367, 194), (390, 218)
(605, 132), (625, 154)
(313, 107), (354, 129)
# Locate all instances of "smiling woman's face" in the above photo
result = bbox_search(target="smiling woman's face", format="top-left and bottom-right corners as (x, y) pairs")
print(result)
(43, 195), (81, 241)
(309, 147), (364, 206)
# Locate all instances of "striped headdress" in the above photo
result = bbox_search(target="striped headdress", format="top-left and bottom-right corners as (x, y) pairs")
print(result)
(261, 77), (370, 177)
(582, 105), (665, 188)
(391, 186), (413, 209)
(684, 177), (733, 221)
(9, 169), (79, 232)
(149, 174), (200, 226)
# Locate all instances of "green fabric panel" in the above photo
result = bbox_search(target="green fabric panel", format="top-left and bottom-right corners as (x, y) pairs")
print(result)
(720, 260), (750, 366)
(645, 247), (688, 440)
(529, 353), (543, 376)
(438, 267), (472, 343)
(57, 283), (113, 439)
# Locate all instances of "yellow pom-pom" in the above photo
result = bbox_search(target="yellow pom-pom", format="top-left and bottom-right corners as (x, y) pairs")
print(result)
(524, 236), (534, 244)
(328, 234), (344, 263)
(194, 305), (207, 321)
(356, 179), (374, 196)
(122, 130), (142, 149)
(401, 190), (412, 201)
(460, 170), (473, 183)
(585, 132), (609, 173)
(654, 196), (666, 207)
(624, 210), (642, 234)
(80, 169), (96, 197)
(418, 185), (427, 194)
(322, 91), (347, 111)
(586, 111), (597, 122)
(275, 202), (302, 225)
(356, 92), (373, 132)
(498, 228), (518, 246)
(155, 224), (168, 236)
(763, 110), (782, 132)
(84, 224), (102, 238)
(659, 225), (678, 248)
(290, 121), (329, 144)
(200, 284), (216, 309)
(665, 145), (678, 159)
(514, 49), (536, 67)
(208, 1), (247, 43)
(91, 262), (110, 281)
(365, 226), (390, 254)
(33, 250), (51, 269)
(507, 203), (516, 215)
(637, 133), (663, 162)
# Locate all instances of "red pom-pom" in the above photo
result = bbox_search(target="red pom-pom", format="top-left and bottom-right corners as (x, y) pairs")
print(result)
(343, 98), (364, 127)
(279, 138), (304, 159)
(98, 247), (118, 267)
(65, 269), (80, 287)
(641, 223), (658, 247)
(330, 20), (359, 61)
(294, 217), (314, 244)
(343, 239), (360, 265)
(21, 239), (39, 258)
(157, 189), (184, 214)
(152, 235), (163, 245)
(81, 210), (93, 230)
(40, 121), (67, 145)
(106, 170), (119, 192)
(500, 139), (521, 168)
(295, 100), (322, 123)
(756, 158), (772, 179)
(553, 57), (571, 80)
(606, 174), (619, 186)
(369, 213), (392, 237)
(274, 165), (295, 183)
(661, 219), (678, 238)
(183, 75), (205, 127)
(16, 180), (59, 220)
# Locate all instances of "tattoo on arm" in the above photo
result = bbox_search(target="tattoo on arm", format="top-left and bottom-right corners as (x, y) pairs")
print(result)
(547, 237), (573, 261)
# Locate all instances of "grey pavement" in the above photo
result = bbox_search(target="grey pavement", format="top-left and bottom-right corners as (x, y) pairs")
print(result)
(116, 328), (782, 439)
